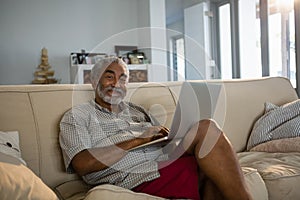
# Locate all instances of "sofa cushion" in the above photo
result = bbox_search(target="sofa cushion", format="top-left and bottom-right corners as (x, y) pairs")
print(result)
(0, 152), (58, 200)
(54, 180), (92, 200)
(53, 167), (268, 200)
(84, 184), (166, 200)
(29, 89), (87, 188)
(250, 136), (300, 153)
(0, 91), (39, 174)
(238, 151), (300, 200)
(247, 99), (300, 150)
(84, 168), (268, 200)
(241, 167), (268, 200)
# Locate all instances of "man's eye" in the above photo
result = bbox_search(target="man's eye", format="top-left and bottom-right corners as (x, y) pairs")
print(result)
(106, 75), (114, 79)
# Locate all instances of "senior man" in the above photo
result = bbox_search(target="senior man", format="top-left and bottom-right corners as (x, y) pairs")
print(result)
(59, 56), (252, 200)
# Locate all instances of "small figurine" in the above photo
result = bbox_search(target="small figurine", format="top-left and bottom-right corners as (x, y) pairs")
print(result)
(32, 48), (58, 84)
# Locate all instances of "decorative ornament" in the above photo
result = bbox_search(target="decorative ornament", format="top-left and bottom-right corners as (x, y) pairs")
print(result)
(32, 48), (58, 84)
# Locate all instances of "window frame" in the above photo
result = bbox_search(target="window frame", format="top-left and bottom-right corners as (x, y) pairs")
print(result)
(212, 0), (299, 95)
(171, 35), (186, 81)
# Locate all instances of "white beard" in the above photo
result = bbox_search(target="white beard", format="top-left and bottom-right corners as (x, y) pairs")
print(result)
(97, 85), (125, 105)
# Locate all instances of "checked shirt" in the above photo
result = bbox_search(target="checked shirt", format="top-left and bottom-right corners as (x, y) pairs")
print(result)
(59, 100), (169, 189)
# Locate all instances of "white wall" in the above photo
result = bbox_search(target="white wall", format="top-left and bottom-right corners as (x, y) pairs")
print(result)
(0, 0), (140, 84)
(184, 2), (211, 80)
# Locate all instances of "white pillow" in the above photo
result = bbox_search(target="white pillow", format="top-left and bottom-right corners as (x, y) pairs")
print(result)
(0, 152), (58, 200)
(0, 131), (26, 164)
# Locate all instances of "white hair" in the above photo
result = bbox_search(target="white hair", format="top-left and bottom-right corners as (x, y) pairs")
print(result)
(90, 56), (128, 88)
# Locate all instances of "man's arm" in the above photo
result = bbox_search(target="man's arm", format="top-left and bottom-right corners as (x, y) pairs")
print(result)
(71, 126), (169, 176)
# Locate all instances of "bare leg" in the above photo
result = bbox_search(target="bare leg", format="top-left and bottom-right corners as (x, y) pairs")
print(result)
(180, 119), (252, 200)
(202, 178), (224, 199)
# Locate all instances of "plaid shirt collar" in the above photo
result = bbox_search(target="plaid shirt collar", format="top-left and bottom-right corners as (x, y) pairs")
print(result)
(92, 99), (127, 114)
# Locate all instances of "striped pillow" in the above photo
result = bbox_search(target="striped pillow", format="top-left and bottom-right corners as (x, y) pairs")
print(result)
(247, 99), (300, 150)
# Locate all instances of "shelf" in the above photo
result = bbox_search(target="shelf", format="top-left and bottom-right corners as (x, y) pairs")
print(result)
(70, 52), (107, 65)
(70, 64), (151, 84)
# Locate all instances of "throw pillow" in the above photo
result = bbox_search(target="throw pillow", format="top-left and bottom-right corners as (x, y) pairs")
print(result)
(250, 137), (300, 152)
(0, 152), (58, 200)
(247, 99), (300, 150)
(0, 130), (26, 164)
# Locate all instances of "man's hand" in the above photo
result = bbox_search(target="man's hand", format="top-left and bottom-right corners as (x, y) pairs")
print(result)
(140, 126), (169, 141)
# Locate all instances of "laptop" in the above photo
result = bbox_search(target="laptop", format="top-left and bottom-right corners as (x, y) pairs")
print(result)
(130, 81), (223, 150)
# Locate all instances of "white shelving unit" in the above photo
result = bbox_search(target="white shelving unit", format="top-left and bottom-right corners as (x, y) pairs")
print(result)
(70, 63), (152, 84)
(69, 53), (162, 84)
(69, 53), (106, 84)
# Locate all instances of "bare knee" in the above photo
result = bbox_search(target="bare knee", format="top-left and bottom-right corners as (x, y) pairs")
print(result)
(196, 119), (222, 138)
(183, 119), (223, 154)
(198, 119), (231, 146)
(198, 119), (220, 131)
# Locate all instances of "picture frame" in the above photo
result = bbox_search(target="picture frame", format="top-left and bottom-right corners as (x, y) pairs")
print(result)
(127, 51), (145, 64)
(70, 53), (78, 65)
(70, 52), (107, 64)
(115, 46), (137, 57)
(83, 70), (92, 84)
(127, 64), (148, 82)
(129, 70), (148, 82)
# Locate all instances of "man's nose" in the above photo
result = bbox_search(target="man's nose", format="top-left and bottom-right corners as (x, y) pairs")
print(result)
(112, 78), (121, 87)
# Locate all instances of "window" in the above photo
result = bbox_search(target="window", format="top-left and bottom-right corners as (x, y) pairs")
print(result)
(215, 0), (297, 88)
(239, 0), (262, 78)
(219, 3), (233, 79)
(268, 0), (296, 87)
(172, 36), (186, 81)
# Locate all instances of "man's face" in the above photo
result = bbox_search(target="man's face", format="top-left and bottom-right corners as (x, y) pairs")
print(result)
(96, 62), (128, 105)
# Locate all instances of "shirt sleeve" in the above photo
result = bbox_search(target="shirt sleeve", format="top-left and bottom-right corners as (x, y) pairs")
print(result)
(59, 108), (92, 173)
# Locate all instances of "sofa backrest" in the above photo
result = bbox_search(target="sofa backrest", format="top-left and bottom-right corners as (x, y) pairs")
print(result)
(210, 77), (298, 151)
(129, 77), (298, 152)
(0, 77), (298, 188)
(0, 85), (94, 188)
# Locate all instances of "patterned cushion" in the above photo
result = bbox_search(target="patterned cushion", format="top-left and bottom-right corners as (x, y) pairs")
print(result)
(0, 131), (26, 164)
(247, 99), (300, 150)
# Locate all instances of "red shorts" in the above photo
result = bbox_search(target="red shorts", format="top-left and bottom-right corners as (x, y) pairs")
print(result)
(133, 154), (200, 200)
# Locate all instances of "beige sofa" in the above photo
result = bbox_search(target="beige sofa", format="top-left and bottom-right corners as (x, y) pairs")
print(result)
(0, 77), (299, 200)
